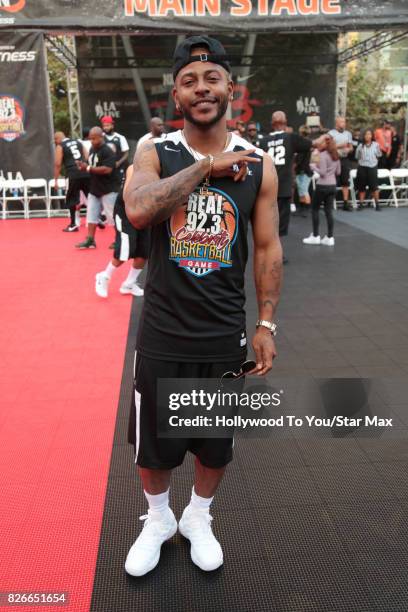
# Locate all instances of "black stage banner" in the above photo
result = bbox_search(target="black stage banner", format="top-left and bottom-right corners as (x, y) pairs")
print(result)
(77, 33), (337, 143)
(0, 0), (407, 32)
(0, 31), (53, 180)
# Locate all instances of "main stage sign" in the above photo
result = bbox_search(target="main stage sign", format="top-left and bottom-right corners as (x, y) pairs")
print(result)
(1, 0), (407, 31)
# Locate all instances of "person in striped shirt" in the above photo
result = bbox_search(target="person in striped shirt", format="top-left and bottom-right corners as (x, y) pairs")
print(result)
(355, 129), (382, 211)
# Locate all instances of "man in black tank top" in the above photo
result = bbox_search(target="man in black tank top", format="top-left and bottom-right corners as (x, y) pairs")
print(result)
(54, 132), (90, 232)
(123, 35), (282, 577)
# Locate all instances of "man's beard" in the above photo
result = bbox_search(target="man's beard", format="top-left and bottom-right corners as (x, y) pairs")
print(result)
(180, 95), (229, 128)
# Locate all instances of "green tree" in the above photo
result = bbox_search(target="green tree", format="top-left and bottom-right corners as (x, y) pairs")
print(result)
(347, 56), (392, 129)
(47, 50), (71, 134)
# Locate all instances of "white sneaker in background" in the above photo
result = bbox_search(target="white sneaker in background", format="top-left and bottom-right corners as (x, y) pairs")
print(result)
(290, 203), (297, 213)
(125, 508), (177, 577)
(302, 234), (321, 245)
(95, 272), (110, 298)
(321, 235), (335, 246)
(120, 282), (144, 297)
(178, 505), (223, 571)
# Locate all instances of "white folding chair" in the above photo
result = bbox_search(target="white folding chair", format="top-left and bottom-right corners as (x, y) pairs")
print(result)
(24, 179), (49, 217)
(2, 179), (27, 219)
(48, 178), (68, 216)
(390, 168), (408, 207)
(377, 169), (398, 208)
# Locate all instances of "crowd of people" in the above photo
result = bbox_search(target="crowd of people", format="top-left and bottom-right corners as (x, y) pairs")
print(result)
(53, 106), (405, 285)
(228, 113), (405, 248)
(53, 115), (166, 297)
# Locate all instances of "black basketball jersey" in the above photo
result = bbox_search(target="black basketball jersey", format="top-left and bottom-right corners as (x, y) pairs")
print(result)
(61, 138), (87, 179)
(263, 131), (311, 198)
(104, 132), (129, 162)
(136, 130), (264, 363)
(104, 132), (129, 190)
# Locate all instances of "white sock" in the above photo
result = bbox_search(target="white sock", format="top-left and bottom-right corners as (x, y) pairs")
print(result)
(189, 486), (213, 512)
(125, 267), (142, 285)
(75, 211), (81, 226)
(104, 261), (116, 279)
(144, 488), (170, 516)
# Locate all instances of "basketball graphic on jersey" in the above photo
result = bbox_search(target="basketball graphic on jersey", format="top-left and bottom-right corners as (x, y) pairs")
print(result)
(168, 186), (239, 278)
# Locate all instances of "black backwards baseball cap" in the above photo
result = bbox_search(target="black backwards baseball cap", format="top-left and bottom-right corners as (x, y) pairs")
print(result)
(173, 35), (231, 80)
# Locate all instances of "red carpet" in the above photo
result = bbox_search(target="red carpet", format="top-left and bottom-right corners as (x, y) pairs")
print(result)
(0, 218), (133, 611)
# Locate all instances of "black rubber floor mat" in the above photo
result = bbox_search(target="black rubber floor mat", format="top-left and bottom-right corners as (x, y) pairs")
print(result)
(90, 218), (408, 611)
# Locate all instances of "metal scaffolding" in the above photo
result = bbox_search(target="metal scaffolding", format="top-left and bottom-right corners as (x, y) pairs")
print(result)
(45, 35), (83, 138)
(335, 30), (408, 118)
(338, 30), (408, 65)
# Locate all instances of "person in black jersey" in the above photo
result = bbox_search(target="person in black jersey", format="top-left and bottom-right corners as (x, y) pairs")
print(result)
(75, 127), (119, 250)
(101, 115), (130, 187)
(54, 132), (90, 232)
(123, 35), (282, 577)
(263, 111), (318, 263)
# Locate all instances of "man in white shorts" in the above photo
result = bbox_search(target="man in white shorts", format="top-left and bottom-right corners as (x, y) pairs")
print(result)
(75, 127), (119, 250)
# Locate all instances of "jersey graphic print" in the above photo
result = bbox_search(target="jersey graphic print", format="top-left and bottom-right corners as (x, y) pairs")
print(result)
(168, 186), (239, 278)
(267, 138), (286, 166)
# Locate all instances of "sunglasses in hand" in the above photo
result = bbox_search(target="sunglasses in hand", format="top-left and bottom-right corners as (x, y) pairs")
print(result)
(221, 360), (257, 383)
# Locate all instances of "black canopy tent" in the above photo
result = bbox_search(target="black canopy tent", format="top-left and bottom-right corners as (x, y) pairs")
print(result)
(1, 0), (408, 32)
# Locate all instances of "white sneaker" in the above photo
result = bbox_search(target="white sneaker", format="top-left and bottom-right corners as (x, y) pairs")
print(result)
(120, 282), (144, 297)
(321, 235), (335, 246)
(125, 508), (177, 577)
(178, 505), (223, 571)
(290, 203), (297, 213)
(303, 234), (321, 245)
(95, 272), (110, 298)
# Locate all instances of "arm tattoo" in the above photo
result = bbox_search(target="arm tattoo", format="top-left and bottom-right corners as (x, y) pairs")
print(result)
(255, 252), (282, 321)
(126, 143), (209, 227)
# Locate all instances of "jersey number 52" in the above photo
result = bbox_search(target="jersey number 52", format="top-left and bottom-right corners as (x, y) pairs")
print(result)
(267, 145), (285, 166)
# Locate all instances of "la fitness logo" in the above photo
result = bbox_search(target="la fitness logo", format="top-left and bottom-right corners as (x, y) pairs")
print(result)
(169, 187), (238, 278)
(0, 0), (26, 12)
(0, 95), (25, 142)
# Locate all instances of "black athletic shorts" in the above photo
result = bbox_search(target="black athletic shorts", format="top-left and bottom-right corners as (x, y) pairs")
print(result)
(65, 177), (90, 209)
(127, 354), (245, 469)
(113, 194), (150, 261)
(356, 166), (379, 193)
(338, 158), (351, 187)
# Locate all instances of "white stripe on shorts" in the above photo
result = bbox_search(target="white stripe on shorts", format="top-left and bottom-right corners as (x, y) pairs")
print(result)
(134, 388), (141, 464)
(115, 213), (122, 233)
(133, 349), (137, 380)
(120, 233), (130, 261)
(115, 213), (130, 261)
